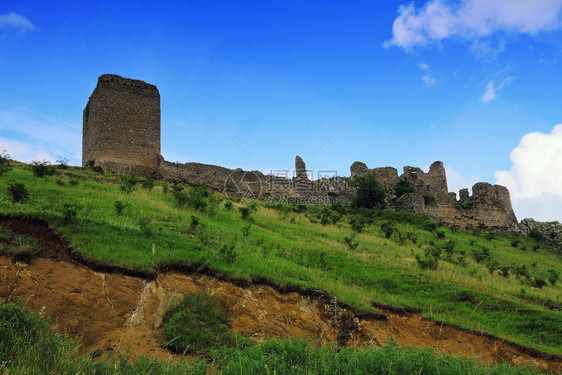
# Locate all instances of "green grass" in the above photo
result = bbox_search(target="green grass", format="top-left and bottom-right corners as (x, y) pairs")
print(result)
(1, 163), (561, 355)
(0, 302), (543, 375)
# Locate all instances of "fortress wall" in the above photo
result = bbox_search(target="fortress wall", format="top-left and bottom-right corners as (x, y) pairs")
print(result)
(82, 74), (160, 176)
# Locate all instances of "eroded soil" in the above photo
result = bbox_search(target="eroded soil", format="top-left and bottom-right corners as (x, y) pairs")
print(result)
(0, 215), (560, 373)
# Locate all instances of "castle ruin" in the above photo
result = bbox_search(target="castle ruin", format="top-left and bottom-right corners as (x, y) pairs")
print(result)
(82, 74), (518, 231)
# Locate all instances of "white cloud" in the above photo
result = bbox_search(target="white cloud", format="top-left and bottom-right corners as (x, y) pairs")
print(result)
(0, 12), (35, 32)
(422, 75), (436, 86)
(480, 75), (512, 102)
(418, 61), (429, 70)
(0, 108), (80, 165)
(385, 0), (562, 50)
(495, 124), (562, 221)
(445, 166), (482, 197)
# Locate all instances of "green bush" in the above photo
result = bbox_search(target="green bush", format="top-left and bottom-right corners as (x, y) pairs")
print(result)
(380, 222), (393, 239)
(59, 203), (79, 223)
(220, 244), (237, 263)
(0, 150), (12, 176)
(141, 177), (156, 191)
(416, 253), (438, 270)
(343, 235), (358, 251)
(422, 194), (435, 205)
(224, 200), (234, 210)
(529, 229), (543, 242)
(394, 178), (415, 199)
(352, 175), (386, 209)
(548, 269), (559, 285)
(7, 182), (29, 203)
(239, 206), (252, 221)
(31, 160), (56, 177)
(161, 292), (235, 354)
(114, 200), (128, 216)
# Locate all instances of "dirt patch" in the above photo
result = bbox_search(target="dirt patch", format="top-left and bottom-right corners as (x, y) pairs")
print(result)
(0, 215), (560, 373)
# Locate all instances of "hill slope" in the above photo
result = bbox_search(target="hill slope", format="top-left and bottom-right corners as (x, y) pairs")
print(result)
(1, 163), (561, 356)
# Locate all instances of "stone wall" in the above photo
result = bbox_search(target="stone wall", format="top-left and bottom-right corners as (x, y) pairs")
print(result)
(82, 74), (161, 176)
(81, 74), (519, 231)
(349, 160), (518, 231)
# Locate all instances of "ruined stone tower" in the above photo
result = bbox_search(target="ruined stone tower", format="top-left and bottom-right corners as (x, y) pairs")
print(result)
(82, 74), (161, 176)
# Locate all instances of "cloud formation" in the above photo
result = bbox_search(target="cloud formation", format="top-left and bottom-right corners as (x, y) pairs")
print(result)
(480, 75), (512, 103)
(0, 12), (35, 32)
(495, 124), (562, 221)
(0, 108), (80, 165)
(422, 75), (436, 86)
(385, 0), (562, 50)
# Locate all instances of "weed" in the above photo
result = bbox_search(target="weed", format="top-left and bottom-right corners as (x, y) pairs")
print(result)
(114, 200), (128, 216)
(241, 223), (252, 237)
(547, 269), (559, 285)
(343, 235), (358, 251)
(220, 244), (237, 264)
(59, 203), (78, 223)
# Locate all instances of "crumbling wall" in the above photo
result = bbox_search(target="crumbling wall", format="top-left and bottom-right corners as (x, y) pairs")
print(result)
(349, 160), (518, 231)
(82, 74), (160, 176)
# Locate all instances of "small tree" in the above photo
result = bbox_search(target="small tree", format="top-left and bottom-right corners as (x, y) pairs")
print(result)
(394, 178), (415, 199)
(0, 150), (12, 176)
(352, 175), (386, 209)
(8, 182), (29, 203)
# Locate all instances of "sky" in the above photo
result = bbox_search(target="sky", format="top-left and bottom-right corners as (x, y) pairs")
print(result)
(1, 0), (561, 222)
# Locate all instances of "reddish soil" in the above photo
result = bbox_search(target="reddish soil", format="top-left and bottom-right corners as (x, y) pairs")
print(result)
(0, 215), (560, 373)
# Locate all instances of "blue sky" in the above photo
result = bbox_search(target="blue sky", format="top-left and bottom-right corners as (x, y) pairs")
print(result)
(1, 1), (561, 221)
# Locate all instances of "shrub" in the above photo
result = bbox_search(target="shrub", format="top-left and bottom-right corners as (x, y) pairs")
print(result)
(499, 266), (510, 278)
(394, 178), (415, 199)
(55, 157), (69, 169)
(188, 215), (200, 233)
(59, 203), (78, 223)
(529, 228), (544, 242)
(0, 150), (12, 176)
(69, 179), (79, 186)
(530, 277), (547, 289)
(138, 217), (152, 237)
(548, 269), (559, 285)
(485, 232), (495, 241)
(162, 183), (169, 194)
(349, 215), (366, 233)
(241, 223), (251, 237)
(471, 247), (490, 263)
(423, 221), (437, 232)
(352, 175), (386, 209)
(7, 182), (29, 203)
(343, 235), (358, 251)
(415, 253), (438, 270)
(224, 200), (234, 210)
(173, 189), (189, 208)
(114, 200), (128, 216)
(422, 194), (435, 205)
(511, 239), (521, 248)
(485, 257), (500, 275)
(514, 264), (530, 279)
(380, 222), (393, 239)
(141, 177), (156, 191)
(161, 292), (234, 354)
(31, 160), (55, 177)
(239, 206), (252, 221)
(220, 244), (237, 264)
(435, 230), (445, 239)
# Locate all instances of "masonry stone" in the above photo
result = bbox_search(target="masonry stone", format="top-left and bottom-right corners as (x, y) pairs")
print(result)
(82, 74), (520, 231)
(83, 74), (160, 176)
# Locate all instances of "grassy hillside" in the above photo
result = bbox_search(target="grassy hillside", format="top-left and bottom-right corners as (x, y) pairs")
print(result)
(0, 162), (561, 355)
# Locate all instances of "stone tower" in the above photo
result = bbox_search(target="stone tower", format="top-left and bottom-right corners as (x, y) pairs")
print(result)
(82, 74), (161, 176)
